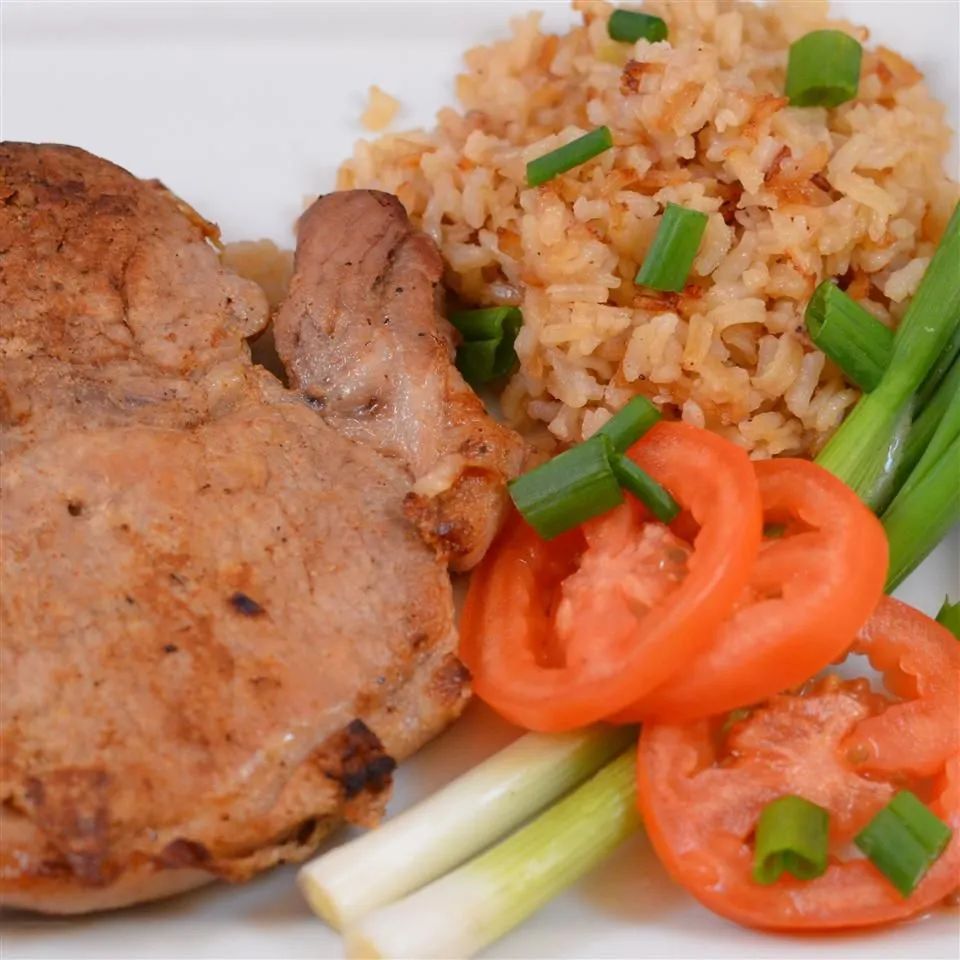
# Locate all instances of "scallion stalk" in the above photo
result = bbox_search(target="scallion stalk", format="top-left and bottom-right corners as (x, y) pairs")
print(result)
(451, 306), (523, 386)
(607, 9), (668, 44)
(896, 354), (960, 494)
(298, 726), (632, 930)
(635, 203), (708, 293)
(882, 431), (960, 592)
(936, 597), (960, 639)
(753, 795), (830, 884)
(449, 306), (522, 342)
(785, 30), (862, 108)
(816, 202), (960, 509)
(916, 321), (960, 412)
(804, 281), (893, 392)
(344, 749), (641, 960)
(594, 395), (661, 451)
(527, 127), (613, 187)
(855, 791), (953, 897)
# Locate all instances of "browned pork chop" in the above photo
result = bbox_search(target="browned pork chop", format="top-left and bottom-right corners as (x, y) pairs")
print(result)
(0, 144), (523, 913)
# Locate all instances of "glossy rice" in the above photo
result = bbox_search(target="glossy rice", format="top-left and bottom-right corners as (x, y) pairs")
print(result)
(337, 0), (957, 457)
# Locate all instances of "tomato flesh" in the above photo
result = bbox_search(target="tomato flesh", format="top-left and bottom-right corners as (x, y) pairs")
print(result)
(636, 597), (960, 930)
(459, 422), (761, 731)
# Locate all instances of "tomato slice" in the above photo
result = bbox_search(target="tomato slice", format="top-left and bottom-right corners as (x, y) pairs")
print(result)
(459, 422), (761, 731)
(619, 458), (888, 722)
(636, 597), (960, 930)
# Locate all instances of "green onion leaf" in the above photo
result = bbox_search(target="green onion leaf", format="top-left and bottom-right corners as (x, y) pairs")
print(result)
(608, 9), (668, 44)
(509, 435), (623, 540)
(611, 453), (679, 523)
(635, 203), (708, 293)
(786, 30), (863, 108)
(882, 431), (960, 592)
(753, 795), (830, 885)
(936, 598), (960, 640)
(855, 791), (953, 897)
(594, 395), (661, 451)
(452, 306), (523, 386)
(915, 321), (960, 412)
(449, 305), (522, 342)
(805, 281), (894, 391)
(896, 354), (960, 495)
(527, 127), (614, 188)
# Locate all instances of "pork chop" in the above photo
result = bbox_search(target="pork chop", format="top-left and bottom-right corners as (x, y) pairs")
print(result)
(0, 143), (523, 913)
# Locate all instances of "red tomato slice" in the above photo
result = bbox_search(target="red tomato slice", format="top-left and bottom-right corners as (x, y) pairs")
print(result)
(619, 458), (889, 722)
(636, 597), (960, 930)
(459, 422), (762, 731)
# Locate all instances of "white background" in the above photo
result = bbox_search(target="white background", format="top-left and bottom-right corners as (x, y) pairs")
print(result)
(1, 2), (958, 958)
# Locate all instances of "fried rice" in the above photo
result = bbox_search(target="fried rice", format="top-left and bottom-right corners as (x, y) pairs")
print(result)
(336, 0), (957, 457)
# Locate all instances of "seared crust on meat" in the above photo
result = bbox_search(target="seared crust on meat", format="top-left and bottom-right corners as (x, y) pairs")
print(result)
(274, 190), (526, 571)
(0, 145), (480, 913)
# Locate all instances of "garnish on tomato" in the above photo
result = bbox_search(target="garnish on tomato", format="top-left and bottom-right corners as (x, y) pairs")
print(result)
(636, 597), (960, 930)
(459, 422), (761, 731)
(619, 458), (889, 722)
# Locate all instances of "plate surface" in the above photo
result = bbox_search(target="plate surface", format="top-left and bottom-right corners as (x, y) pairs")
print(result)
(1, 2), (958, 957)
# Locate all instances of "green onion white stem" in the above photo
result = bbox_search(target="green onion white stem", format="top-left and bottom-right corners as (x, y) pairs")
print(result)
(298, 726), (632, 930)
(817, 202), (960, 509)
(344, 748), (640, 960)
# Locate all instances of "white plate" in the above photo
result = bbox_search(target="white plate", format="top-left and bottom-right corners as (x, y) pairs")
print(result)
(2, 2), (958, 957)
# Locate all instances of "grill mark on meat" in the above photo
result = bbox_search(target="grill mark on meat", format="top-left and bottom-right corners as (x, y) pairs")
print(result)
(228, 592), (265, 617)
(321, 719), (397, 801)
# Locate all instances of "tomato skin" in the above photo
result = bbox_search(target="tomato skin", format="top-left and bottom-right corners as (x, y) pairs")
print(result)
(636, 598), (960, 931)
(619, 458), (889, 722)
(460, 422), (762, 731)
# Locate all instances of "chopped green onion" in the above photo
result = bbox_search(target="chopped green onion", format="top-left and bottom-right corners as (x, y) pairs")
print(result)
(345, 749), (641, 960)
(804, 281), (894, 392)
(299, 726), (632, 929)
(449, 306), (521, 342)
(763, 522), (787, 539)
(896, 354), (960, 496)
(509, 435), (623, 540)
(753, 795), (830, 885)
(816, 201), (960, 509)
(594, 395), (661, 451)
(450, 306), (523, 386)
(855, 791), (953, 897)
(611, 452), (679, 523)
(936, 598), (960, 640)
(635, 203), (708, 293)
(882, 431), (960, 591)
(526, 126), (614, 187)
(785, 30), (862, 108)
(607, 9), (668, 44)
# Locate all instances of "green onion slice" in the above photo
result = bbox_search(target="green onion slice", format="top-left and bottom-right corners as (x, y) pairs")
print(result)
(594, 395), (661, 451)
(611, 453), (679, 523)
(509, 435), (624, 540)
(449, 306), (521, 342)
(527, 126), (614, 188)
(936, 597), (960, 640)
(855, 791), (953, 897)
(786, 30), (863, 108)
(451, 306), (522, 386)
(805, 281), (894, 392)
(635, 203), (708, 293)
(607, 9), (668, 44)
(753, 795), (830, 885)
